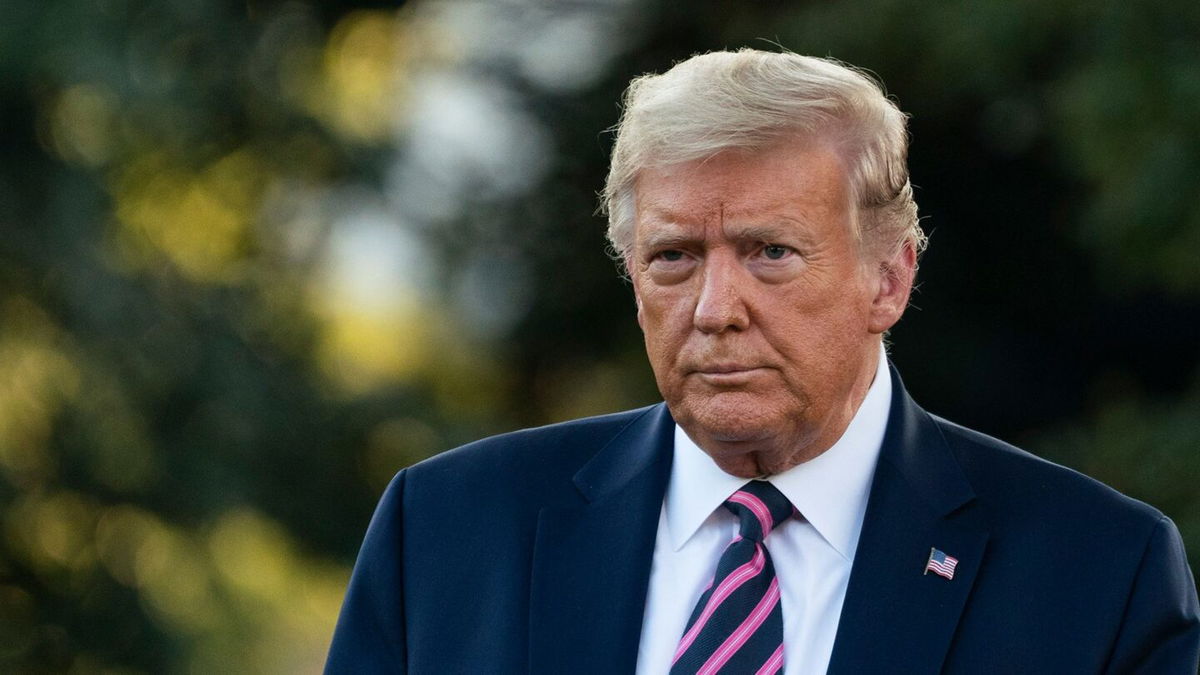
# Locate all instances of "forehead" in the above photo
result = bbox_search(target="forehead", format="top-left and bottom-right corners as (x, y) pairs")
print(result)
(632, 140), (853, 238)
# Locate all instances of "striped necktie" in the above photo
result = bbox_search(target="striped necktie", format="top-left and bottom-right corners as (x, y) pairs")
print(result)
(670, 480), (794, 675)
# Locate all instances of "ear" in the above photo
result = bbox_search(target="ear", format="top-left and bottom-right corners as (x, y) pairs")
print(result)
(867, 240), (917, 334)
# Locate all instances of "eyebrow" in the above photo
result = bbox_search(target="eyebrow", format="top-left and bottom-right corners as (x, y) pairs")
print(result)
(636, 210), (816, 249)
(637, 228), (697, 251)
(727, 223), (800, 242)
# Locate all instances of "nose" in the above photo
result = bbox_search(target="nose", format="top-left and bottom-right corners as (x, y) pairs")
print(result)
(693, 253), (750, 333)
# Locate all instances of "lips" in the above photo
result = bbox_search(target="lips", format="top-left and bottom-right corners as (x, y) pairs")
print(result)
(688, 363), (771, 386)
(695, 364), (760, 374)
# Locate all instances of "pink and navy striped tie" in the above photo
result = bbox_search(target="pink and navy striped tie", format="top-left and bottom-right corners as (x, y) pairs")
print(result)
(670, 480), (793, 675)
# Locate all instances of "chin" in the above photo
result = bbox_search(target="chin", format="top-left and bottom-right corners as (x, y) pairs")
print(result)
(674, 392), (793, 447)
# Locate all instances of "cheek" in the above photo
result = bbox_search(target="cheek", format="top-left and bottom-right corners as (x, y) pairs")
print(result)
(636, 293), (693, 367)
(763, 289), (869, 362)
(641, 306), (682, 355)
(636, 283), (687, 327)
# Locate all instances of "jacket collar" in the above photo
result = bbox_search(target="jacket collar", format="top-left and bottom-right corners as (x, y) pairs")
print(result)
(528, 403), (674, 674)
(827, 364), (989, 673)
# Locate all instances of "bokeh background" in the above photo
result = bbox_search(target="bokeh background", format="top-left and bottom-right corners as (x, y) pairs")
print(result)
(2, 0), (1198, 671)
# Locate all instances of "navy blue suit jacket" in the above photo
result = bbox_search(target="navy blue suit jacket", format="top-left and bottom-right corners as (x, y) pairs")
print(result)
(326, 368), (1200, 673)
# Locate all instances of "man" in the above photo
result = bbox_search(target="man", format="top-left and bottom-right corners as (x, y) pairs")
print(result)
(325, 50), (1200, 673)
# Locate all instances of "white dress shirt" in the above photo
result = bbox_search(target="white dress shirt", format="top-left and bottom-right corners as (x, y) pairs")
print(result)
(635, 346), (892, 674)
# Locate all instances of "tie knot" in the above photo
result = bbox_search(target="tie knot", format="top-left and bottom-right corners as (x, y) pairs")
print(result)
(723, 480), (793, 542)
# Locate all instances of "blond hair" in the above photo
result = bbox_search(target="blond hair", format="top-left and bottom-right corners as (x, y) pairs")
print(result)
(603, 49), (925, 266)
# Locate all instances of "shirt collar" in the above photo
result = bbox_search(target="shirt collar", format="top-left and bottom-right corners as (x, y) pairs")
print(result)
(664, 343), (892, 561)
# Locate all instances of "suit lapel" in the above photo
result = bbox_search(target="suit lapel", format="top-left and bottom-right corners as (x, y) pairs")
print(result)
(828, 367), (989, 674)
(528, 404), (674, 674)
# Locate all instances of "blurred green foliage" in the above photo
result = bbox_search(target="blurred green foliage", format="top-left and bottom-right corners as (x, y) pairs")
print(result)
(1, 0), (1197, 672)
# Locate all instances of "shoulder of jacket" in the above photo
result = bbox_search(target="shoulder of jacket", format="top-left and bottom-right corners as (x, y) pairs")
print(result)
(405, 403), (662, 479)
(929, 413), (1164, 526)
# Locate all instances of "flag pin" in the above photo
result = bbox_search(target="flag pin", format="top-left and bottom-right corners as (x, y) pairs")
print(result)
(924, 547), (959, 580)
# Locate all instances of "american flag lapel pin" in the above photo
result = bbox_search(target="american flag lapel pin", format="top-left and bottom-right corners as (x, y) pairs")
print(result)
(924, 547), (959, 580)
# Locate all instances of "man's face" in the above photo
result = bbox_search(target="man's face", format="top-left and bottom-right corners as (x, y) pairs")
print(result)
(630, 138), (913, 478)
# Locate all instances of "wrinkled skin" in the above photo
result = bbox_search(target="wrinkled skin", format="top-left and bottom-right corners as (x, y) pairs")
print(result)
(630, 138), (915, 477)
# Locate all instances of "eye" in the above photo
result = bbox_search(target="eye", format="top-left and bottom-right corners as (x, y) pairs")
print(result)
(645, 247), (694, 284)
(762, 244), (791, 260)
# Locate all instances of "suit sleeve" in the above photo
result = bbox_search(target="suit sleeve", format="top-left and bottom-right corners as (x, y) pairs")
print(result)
(324, 470), (408, 674)
(1104, 515), (1200, 674)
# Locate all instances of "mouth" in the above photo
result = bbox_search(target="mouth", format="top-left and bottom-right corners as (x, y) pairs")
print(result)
(691, 364), (768, 384)
(696, 364), (760, 374)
